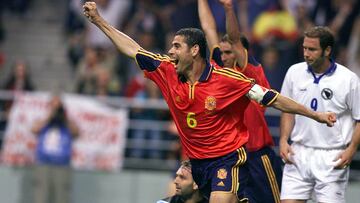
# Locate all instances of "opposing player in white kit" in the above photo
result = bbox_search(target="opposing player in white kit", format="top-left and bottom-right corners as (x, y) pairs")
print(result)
(279, 26), (360, 203)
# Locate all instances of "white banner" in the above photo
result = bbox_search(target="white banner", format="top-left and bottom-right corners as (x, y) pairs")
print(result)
(1, 92), (128, 171)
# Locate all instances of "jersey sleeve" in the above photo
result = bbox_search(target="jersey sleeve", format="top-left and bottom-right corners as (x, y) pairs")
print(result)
(135, 48), (171, 72)
(348, 76), (360, 120)
(134, 49), (173, 100)
(210, 46), (224, 66)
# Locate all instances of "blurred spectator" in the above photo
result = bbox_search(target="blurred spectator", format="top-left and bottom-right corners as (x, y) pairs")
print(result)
(1, 59), (35, 92)
(74, 46), (118, 95)
(261, 46), (286, 91)
(31, 94), (79, 203)
(0, 59), (35, 116)
(94, 67), (122, 97)
(74, 47), (102, 94)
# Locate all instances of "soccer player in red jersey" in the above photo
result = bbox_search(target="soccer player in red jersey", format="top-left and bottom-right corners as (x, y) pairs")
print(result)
(198, 0), (282, 202)
(83, 2), (336, 203)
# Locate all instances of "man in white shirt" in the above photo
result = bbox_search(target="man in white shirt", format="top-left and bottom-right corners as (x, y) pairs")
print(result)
(280, 26), (360, 203)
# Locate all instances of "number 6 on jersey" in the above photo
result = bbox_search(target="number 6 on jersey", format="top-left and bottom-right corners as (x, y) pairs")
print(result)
(186, 112), (197, 128)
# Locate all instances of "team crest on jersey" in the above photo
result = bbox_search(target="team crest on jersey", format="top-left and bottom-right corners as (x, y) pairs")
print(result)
(175, 95), (182, 103)
(217, 168), (227, 179)
(321, 88), (333, 100)
(205, 96), (216, 111)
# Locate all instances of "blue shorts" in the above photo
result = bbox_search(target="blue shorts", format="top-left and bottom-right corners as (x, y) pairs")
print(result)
(190, 147), (249, 202)
(246, 146), (283, 203)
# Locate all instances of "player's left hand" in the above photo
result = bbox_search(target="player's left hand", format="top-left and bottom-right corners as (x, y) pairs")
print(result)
(316, 112), (336, 127)
(279, 139), (294, 164)
(333, 145), (356, 169)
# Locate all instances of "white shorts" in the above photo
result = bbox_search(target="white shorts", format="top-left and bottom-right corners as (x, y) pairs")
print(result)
(280, 143), (349, 203)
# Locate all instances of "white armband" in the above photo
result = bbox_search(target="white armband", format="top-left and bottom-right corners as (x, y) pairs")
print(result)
(247, 84), (279, 105)
(247, 84), (269, 104)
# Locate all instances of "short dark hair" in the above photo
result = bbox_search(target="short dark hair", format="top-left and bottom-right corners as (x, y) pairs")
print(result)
(221, 34), (250, 50)
(180, 160), (192, 171)
(175, 28), (207, 58)
(304, 26), (334, 52)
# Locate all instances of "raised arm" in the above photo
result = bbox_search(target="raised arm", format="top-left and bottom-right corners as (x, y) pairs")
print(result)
(221, 0), (247, 68)
(198, 0), (220, 50)
(83, 2), (141, 58)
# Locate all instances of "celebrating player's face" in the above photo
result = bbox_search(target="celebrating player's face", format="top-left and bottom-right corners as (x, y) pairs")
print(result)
(303, 37), (327, 69)
(220, 41), (236, 68)
(173, 166), (197, 198)
(168, 35), (194, 75)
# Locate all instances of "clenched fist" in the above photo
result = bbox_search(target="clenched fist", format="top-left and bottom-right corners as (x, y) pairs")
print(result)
(83, 1), (100, 23)
(316, 111), (337, 127)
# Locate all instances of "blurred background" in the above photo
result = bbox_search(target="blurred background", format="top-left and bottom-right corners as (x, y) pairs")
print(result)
(0, 0), (359, 202)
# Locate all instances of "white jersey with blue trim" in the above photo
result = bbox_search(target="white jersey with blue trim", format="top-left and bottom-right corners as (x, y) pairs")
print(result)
(281, 61), (360, 148)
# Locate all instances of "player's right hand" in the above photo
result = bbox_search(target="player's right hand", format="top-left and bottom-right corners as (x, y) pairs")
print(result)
(279, 140), (294, 164)
(316, 111), (336, 127)
(83, 2), (100, 23)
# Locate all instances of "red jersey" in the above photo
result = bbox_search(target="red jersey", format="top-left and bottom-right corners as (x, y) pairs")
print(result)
(135, 49), (253, 159)
(212, 47), (275, 152)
